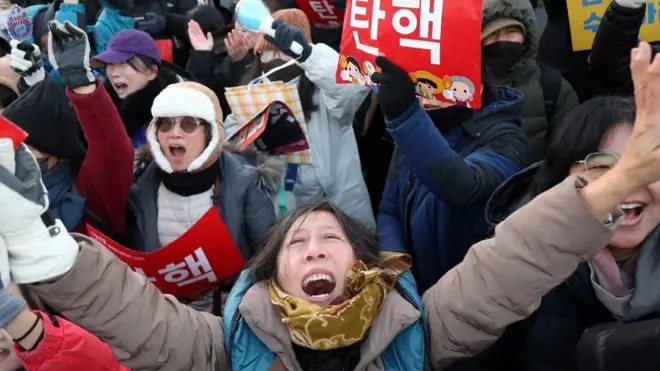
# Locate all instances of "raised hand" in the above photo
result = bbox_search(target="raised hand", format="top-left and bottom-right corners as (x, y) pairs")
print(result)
(187, 20), (213, 52)
(264, 19), (312, 62)
(47, 21), (94, 89)
(615, 42), (660, 188)
(372, 56), (417, 121)
(9, 40), (45, 87)
(224, 29), (248, 61)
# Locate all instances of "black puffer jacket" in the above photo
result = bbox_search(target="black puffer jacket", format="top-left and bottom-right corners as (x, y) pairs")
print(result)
(590, 1), (660, 96)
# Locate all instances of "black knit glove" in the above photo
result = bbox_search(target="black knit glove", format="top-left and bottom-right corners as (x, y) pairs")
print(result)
(47, 21), (95, 89)
(372, 56), (417, 121)
(137, 12), (166, 36)
(264, 19), (312, 62)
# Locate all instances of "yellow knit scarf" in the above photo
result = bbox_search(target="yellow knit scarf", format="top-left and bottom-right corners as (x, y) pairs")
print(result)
(268, 252), (412, 350)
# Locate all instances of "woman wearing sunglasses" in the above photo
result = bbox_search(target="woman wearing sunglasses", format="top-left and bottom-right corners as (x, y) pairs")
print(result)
(450, 95), (660, 371)
(128, 81), (279, 313)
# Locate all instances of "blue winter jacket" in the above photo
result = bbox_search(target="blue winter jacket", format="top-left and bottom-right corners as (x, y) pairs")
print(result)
(92, 0), (135, 56)
(223, 270), (428, 370)
(377, 87), (530, 292)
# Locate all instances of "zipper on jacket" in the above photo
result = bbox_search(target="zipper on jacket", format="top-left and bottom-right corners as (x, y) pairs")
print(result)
(227, 310), (242, 370)
(396, 282), (430, 371)
(402, 171), (421, 283)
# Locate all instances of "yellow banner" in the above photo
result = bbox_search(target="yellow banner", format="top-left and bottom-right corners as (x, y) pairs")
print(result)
(567, 0), (660, 51)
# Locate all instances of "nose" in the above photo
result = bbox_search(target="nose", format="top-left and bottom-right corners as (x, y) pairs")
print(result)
(304, 238), (328, 262)
(167, 125), (185, 139)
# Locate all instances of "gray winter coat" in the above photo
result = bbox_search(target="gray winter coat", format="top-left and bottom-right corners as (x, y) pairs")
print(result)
(128, 149), (281, 261)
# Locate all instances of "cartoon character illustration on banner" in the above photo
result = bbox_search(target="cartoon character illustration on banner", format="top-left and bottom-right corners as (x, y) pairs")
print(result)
(443, 76), (476, 109)
(339, 55), (379, 91)
(409, 71), (444, 99)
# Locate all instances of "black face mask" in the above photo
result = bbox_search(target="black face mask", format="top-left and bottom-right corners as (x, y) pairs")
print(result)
(481, 41), (525, 72)
(261, 59), (303, 83)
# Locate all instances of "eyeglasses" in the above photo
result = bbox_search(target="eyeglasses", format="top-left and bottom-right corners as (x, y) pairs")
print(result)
(155, 117), (203, 134)
(575, 152), (619, 179)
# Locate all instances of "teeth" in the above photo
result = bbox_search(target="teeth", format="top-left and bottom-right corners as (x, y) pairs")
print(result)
(620, 203), (643, 210)
(303, 273), (334, 287)
(310, 293), (330, 298)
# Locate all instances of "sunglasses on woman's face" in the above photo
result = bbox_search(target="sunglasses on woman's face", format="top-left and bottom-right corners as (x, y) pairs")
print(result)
(575, 152), (619, 179)
(155, 117), (203, 134)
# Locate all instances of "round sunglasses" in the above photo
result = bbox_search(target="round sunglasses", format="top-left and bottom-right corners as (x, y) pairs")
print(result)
(155, 117), (204, 134)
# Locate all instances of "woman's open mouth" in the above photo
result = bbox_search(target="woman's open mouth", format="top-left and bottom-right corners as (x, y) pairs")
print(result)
(168, 144), (186, 160)
(113, 82), (128, 96)
(620, 203), (645, 227)
(301, 271), (336, 304)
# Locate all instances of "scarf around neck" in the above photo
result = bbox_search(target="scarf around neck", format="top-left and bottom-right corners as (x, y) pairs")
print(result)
(159, 159), (220, 197)
(269, 252), (412, 351)
(41, 163), (86, 231)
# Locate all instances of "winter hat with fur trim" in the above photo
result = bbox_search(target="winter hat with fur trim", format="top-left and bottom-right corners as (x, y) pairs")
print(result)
(148, 82), (224, 174)
(253, 9), (312, 54)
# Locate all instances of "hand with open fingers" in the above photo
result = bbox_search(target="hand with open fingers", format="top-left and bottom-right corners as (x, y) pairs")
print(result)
(264, 19), (312, 62)
(0, 139), (78, 284)
(9, 40), (45, 87)
(371, 56), (417, 121)
(47, 20), (94, 89)
(188, 20), (214, 52)
(614, 42), (660, 190)
(224, 29), (249, 61)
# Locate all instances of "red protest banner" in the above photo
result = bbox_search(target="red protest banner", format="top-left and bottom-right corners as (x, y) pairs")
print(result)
(87, 208), (244, 299)
(0, 116), (27, 150)
(336, 0), (483, 108)
(294, 0), (343, 27)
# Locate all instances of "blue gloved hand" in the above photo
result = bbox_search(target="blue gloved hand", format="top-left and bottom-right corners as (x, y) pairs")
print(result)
(137, 12), (166, 36)
(264, 19), (312, 62)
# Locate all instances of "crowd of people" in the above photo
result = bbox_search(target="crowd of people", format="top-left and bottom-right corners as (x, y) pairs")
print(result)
(0, 0), (657, 369)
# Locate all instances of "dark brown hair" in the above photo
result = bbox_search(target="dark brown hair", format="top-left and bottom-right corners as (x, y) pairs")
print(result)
(247, 201), (381, 282)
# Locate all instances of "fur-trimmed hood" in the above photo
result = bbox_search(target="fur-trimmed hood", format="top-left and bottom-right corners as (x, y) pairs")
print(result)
(482, 0), (538, 85)
(133, 144), (284, 197)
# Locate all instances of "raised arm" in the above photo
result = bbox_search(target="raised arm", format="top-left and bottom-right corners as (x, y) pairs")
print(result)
(47, 21), (134, 237)
(423, 41), (660, 369)
(264, 19), (370, 121)
(371, 57), (529, 205)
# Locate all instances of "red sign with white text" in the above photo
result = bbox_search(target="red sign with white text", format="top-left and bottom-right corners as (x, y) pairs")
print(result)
(336, 0), (483, 108)
(87, 208), (244, 299)
(0, 116), (27, 150)
(294, 0), (343, 27)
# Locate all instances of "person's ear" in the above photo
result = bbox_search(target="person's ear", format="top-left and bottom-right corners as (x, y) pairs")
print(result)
(148, 65), (158, 81)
